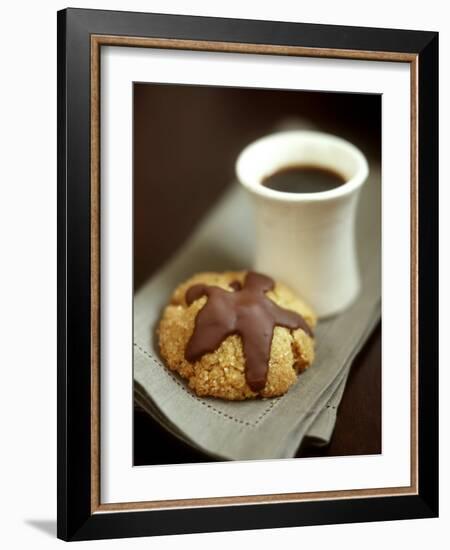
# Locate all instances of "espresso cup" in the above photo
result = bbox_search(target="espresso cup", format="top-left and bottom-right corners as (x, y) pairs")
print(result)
(236, 130), (369, 318)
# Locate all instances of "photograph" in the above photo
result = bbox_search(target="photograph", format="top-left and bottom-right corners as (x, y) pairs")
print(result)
(132, 83), (382, 464)
(1, 0), (446, 547)
(54, 6), (439, 541)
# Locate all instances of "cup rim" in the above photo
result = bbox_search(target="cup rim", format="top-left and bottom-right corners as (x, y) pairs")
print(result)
(235, 130), (369, 203)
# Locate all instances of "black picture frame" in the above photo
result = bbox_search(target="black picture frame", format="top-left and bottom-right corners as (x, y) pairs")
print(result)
(57, 7), (438, 541)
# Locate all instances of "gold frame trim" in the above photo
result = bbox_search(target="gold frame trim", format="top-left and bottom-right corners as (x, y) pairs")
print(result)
(90, 35), (419, 514)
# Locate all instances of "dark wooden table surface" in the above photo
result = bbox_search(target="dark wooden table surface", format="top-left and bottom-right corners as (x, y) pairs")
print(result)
(133, 83), (381, 465)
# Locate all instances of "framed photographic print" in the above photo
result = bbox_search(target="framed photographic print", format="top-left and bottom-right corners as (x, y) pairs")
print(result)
(57, 8), (438, 541)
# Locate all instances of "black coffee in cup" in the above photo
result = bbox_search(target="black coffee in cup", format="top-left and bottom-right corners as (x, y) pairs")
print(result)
(262, 165), (346, 193)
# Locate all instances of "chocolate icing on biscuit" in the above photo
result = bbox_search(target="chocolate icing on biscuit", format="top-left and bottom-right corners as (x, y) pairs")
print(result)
(184, 271), (313, 392)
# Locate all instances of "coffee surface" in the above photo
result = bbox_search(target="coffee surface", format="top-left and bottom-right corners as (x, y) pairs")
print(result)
(262, 164), (346, 193)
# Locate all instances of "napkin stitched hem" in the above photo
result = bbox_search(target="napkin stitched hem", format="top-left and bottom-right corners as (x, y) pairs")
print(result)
(134, 342), (282, 427)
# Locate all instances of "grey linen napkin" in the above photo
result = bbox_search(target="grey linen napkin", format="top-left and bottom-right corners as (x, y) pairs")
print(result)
(133, 161), (380, 461)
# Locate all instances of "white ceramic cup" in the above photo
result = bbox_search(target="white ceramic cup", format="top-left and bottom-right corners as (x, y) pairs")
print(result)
(236, 130), (369, 318)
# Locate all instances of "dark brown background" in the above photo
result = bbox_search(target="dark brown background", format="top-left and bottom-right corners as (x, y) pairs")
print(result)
(133, 83), (381, 464)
